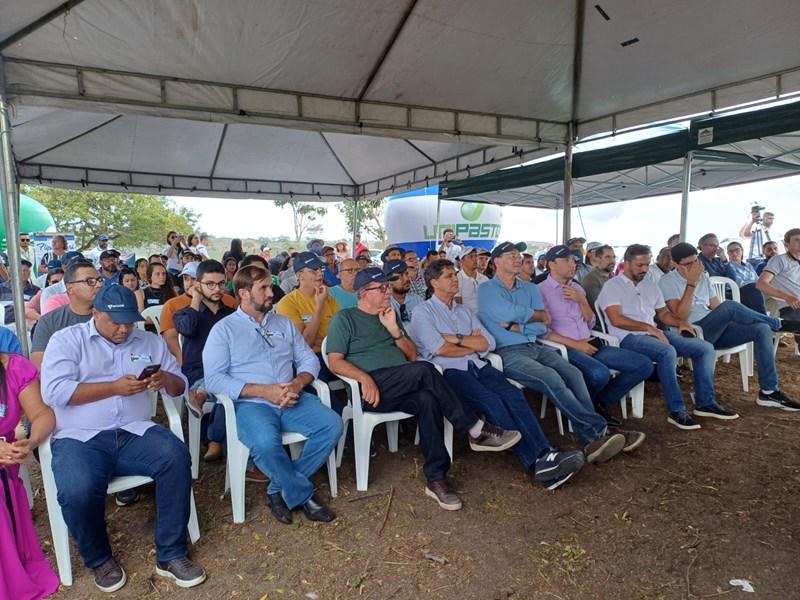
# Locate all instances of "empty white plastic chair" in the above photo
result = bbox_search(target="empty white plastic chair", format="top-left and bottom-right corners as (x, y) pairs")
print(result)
(220, 379), (338, 524)
(39, 391), (200, 586)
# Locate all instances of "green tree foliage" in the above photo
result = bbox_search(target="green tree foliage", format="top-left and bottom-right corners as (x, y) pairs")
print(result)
(338, 198), (386, 246)
(22, 186), (198, 251)
(273, 199), (327, 243)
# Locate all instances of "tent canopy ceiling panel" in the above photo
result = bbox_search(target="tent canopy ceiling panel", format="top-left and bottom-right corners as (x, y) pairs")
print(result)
(2, 0), (800, 202)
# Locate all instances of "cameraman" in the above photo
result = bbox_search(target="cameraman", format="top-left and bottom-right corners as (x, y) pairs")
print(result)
(739, 206), (774, 261)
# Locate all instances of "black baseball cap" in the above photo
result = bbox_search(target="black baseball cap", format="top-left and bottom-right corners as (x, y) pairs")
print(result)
(293, 251), (325, 272)
(382, 260), (408, 276)
(566, 237), (586, 246)
(544, 245), (572, 262)
(99, 249), (120, 260)
(490, 241), (527, 259)
(354, 267), (398, 291)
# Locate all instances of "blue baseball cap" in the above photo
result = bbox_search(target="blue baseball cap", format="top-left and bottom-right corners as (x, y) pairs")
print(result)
(61, 250), (85, 266)
(354, 267), (398, 291)
(98, 234), (109, 241)
(544, 245), (573, 262)
(47, 258), (63, 270)
(490, 241), (527, 259)
(92, 285), (144, 323)
(293, 251), (325, 272)
(382, 260), (407, 276)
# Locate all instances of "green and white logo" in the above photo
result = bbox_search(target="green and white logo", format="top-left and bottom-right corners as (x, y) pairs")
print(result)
(460, 202), (485, 222)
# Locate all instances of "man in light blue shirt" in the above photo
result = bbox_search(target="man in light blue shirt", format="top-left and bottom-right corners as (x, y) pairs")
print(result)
(41, 285), (205, 592)
(410, 259), (585, 490)
(478, 241), (626, 464)
(202, 264), (342, 525)
(661, 243), (799, 412)
(383, 260), (422, 325)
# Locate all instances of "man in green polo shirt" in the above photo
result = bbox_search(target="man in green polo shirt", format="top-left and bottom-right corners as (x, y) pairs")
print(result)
(326, 267), (521, 511)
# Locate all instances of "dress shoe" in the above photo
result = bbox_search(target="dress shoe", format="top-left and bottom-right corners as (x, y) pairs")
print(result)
(266, 492), (293, 525)
(301, 495), (335, 522)
(203, 441), (224, 462)
(594, 402), (622, 427)
(245, 466), (268, 483)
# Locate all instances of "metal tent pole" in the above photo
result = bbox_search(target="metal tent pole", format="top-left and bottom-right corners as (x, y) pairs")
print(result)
(434, 189), (442, 251)
(0, 66), (30, 355)
(351, 192), (360, 257)
(679, 151), (693, 242)
(562, 122), (575, 243)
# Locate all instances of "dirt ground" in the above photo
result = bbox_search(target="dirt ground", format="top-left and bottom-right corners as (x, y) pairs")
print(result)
(31, 346), (800, 600)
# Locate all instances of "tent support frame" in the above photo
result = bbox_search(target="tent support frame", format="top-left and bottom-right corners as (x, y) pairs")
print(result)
(562, 122), (575, 243)
(679, 151), (693, 242)
(0, 60), (29, 355)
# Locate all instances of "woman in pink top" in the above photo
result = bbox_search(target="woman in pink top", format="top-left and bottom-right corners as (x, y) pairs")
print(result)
(0, 352), (59, 599)
(25, 269), (65, 323)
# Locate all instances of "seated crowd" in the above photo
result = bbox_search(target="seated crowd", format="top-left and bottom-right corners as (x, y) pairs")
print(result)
(2, 226), (800, 596)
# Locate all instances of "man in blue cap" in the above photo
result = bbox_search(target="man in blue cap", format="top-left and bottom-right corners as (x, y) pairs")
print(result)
(98, 249), (122, 287)
(41, 285), (206, 592)
(327, 267), (522, 510)
(382, 259), (422, 324)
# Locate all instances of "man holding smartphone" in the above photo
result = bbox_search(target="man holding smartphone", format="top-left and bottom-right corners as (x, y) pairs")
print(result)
(41, 285), (205, 592)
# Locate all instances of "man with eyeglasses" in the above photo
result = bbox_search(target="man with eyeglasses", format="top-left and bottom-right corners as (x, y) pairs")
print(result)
(159, 262), (239, 366)
(276, 252), (341, 381)
(39, 251), (84, 314)
(326, 267), (522, 511)
(329, 258), (359, 309)
(478, 242), (627, 463)
(203, 264), (342, 525)
(320, 246), (340, 287)
(31, 259), (104, 369)
(19, 233), (36, 283)
(174, 260), (237, 466)
(403, 250), (427, 298)
(383, 260), (421, 325)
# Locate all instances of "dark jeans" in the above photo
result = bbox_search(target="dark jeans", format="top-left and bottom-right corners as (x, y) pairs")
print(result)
(740, 282), (767, 314)
(781, 306), (800, 322)
(443, 362), (550, 470)
(565, 345), (653, 406)
(695, 300), (779, 391)
(51, 426), (192, 568)
(368, 362), (477, 482)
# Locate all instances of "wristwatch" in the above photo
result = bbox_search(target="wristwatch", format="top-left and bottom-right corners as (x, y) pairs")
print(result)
(455, 333), (464, 346)
(391, 330), (407, 340)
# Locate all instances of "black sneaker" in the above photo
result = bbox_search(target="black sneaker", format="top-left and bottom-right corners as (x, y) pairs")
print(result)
(114, 488), (139, 507)
(533, 450), (585, 490)
(779, 319), (800, 334)
(693, 402), (739, 420)
(155, 556), (207, 588)
(594, 402), (623, 427)
(93, 557), (126, 593)
(667, 411), (701, 430)
(757, 389), (800, 412)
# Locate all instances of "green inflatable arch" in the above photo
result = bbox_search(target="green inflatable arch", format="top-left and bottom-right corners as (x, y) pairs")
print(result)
(0, 194), (56, 249)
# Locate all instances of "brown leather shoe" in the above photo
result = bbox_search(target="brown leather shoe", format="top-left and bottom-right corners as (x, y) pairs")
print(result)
(424, 479), (462, 511)
(245, 466), (268, 483)
(203, 441), (224, 462)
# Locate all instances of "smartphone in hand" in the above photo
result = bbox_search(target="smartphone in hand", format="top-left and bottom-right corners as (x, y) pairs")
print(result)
(137, 364), (161, 380)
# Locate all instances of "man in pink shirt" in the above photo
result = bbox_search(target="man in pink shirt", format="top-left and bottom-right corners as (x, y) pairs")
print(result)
(538, 244), (652, 438)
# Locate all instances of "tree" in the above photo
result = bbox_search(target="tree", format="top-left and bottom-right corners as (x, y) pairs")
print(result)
(23, 185), (198, 251)
(273, 198), (327, 243)
(338, 198), (386, 246)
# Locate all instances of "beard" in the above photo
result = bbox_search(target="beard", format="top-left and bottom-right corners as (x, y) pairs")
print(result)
(251, 298), (273, 313)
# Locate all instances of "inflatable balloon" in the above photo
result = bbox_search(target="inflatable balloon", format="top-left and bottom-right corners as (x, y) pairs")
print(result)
(384, 185), (502, 257)
(0, 193), (56, 249)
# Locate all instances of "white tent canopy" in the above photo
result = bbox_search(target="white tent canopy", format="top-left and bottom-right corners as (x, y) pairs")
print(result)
(2, 0), (800, 201)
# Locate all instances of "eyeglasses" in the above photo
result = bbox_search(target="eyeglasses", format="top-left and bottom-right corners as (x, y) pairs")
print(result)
(254, 326), (276, 348)
(362, 284), (390, 293)
(339, 268), (358, 273)
(200, 281), (226, 289)
(71, 277), (102, 286)
(20, 238), (29, 242)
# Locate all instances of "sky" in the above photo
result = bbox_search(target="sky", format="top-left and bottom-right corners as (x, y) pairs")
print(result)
(171, 173), (800, 252)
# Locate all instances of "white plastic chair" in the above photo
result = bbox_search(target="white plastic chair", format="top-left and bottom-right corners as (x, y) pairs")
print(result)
(19, 462), (34, 508)
(188, 398), (217, 479)
(39, 391), (201, 586)
(321, 337), (453, 491)
(141, 305), (164, 334)
(220, 379), (338, 524)
(709, 276), (758, 377)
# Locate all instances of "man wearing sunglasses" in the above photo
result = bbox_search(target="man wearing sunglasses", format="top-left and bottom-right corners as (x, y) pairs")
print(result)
(326, 267), (521, 511)
(383, 260), (421, 325)
(203, 265), (342, 525)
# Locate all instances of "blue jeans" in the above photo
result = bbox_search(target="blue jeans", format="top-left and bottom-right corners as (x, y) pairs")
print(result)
(694, 300), (779, 391)
(740, 283), (767, 315)
(566, 346), (653, 406)
(496, 343), (606, 445)
(443, 362), (551, 470)
(51, 426), (192, 568)
(234, 392), (342, 509)
(620, 332), (716, 412)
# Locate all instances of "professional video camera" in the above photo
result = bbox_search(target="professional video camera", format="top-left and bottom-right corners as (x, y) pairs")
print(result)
(750, 203), (766, 224)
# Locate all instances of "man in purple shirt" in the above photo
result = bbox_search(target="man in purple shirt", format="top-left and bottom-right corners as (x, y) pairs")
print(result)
(538, 245), (652, 438)
(42, 286), (206, 592)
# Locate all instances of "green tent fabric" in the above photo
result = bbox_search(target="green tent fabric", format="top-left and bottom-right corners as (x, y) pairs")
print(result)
(0, 193), (56, 248)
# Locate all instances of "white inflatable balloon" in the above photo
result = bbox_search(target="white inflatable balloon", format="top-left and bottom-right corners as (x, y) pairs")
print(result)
(384, 185), (503, 256)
